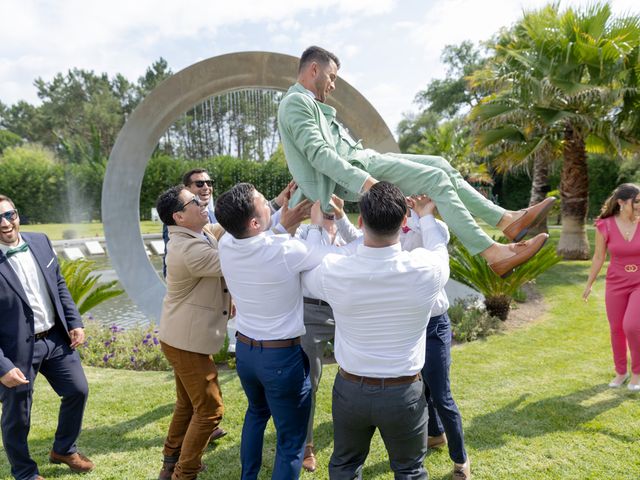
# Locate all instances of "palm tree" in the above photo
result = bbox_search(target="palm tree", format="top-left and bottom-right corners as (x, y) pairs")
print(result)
(470, 2), (640, 259)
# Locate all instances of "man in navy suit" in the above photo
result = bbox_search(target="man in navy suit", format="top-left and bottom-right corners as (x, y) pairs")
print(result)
(0, 194), (93, 480)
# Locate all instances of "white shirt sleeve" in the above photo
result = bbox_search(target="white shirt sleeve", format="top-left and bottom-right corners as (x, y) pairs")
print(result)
(335, 215), (362, 243)
(301, 262), (327, 301)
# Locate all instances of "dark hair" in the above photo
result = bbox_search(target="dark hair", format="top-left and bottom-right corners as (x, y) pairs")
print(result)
(214, 183), (257, 238)
(598, 183), (640, 219)
(0, 194), (15, 208)
(156, 185), (185, 226)
(299, 46), (340, 73)
(359, 182), (407, 237)
(182, 168), (208, 186)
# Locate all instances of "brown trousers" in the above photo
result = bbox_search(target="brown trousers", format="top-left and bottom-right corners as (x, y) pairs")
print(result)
(161, 341), (224, 480)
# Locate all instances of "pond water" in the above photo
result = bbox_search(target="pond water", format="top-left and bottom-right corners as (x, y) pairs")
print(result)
(87, 256), (163, 328)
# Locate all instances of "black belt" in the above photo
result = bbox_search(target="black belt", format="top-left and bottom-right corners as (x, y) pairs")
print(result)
(34, 329), (51, 341)
(236, 332), (301, 348)
(339, 368), (421, 386)
(303, 297), (330, 307)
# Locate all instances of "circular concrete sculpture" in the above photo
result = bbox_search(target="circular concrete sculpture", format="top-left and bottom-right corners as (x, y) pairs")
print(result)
(102, 51), (398, 321)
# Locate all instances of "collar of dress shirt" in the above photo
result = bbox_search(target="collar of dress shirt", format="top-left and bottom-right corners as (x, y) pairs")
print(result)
(229, 231), (272, 245)
(0, 235), (25, 255)
(300, 85), (316, 99)
(356, 242), (402, 258)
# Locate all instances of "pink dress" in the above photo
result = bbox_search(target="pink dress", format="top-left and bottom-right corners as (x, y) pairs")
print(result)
(595, 216), (640, 374)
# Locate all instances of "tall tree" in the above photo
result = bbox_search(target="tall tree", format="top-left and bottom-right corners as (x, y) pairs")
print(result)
(471, 2), (640, 259)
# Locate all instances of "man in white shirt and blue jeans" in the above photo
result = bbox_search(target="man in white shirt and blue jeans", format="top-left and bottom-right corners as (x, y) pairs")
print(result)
(303, 182), (449, 479)
(214, 183), (355, 480)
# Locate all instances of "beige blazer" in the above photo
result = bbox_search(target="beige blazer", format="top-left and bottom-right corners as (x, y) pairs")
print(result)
(159, 224), (231, 355)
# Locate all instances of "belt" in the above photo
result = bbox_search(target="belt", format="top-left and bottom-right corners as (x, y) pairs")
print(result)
(236, 332), (301, 348)
(303, 297), (330, 307)
(624, 264), (639, 273)
(339, 368), (421, 386)
(34, 329), (51, 341)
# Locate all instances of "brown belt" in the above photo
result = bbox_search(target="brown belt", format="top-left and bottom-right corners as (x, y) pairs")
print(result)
(236, 332), (301, 349)
(339, 368), (421, 386)
(34, 329), (51, 341)
(303, 297), (330, 307)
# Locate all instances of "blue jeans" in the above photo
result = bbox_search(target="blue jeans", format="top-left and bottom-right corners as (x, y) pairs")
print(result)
(0, 327), (88, 480)
(235, 339), (312, 480)
(422, 313), (467, 464)
(329, 372), (428, 480)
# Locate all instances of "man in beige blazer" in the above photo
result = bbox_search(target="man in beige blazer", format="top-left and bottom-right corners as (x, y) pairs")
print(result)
(155, 185), (231, 480)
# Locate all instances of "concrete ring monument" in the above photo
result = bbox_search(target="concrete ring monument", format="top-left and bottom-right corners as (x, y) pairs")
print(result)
(102, 51), (398, 321)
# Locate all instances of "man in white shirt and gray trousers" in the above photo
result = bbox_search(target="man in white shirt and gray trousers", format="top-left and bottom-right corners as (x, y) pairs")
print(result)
(303, 181), (449, 479)
(214, 183), (356, 480)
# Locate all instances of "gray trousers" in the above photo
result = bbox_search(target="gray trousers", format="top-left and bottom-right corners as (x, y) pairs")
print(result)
(329, 373), (428, 480)
(300, 302), (336, 446)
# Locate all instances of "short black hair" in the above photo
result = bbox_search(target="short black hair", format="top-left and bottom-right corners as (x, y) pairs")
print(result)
(214, 183), (257, 238)
(359, 182), (407, 237)
(156, 185), (185, 226)
(299, 46), (340, 73)
(182, 168), (208, 186)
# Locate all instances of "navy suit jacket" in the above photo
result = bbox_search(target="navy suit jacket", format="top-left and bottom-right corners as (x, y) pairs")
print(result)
(0, 232), (83, 378)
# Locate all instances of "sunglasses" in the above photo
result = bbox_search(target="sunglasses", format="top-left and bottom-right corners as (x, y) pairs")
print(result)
(191, 180), (213, 188)
(175, 196), (204, 213)
(0, 209), (18, 222)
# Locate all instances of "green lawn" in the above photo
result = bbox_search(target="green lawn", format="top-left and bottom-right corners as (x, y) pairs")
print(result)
(2, 258), (638, 479)
(20, 221), (163, 240)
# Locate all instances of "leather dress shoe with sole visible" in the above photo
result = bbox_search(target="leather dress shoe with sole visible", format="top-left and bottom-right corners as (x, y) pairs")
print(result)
(302, 444), (317, 472)
(503, 197), (556, 242)
(427, 433), (447, 449)
(49, 451), (94, 473)
(489, 233), (549, 278)
(209, 426), (227, 443)
(453, 459), (471, 479)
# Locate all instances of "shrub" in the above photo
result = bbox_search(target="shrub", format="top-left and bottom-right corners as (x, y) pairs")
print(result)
(60, 258), (124, 314)
(449, 235), (561, 320)
(78, 320), (233, 371)
(79, 320), (170, 371)
(448, 298), (502, 342)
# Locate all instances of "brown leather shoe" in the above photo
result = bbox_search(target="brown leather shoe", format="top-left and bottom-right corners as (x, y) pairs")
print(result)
(49, 451), (94, 473)
(489, 233), (549, 278)
(452, 459), (471, 479)
(503, 197), (556, 242)
(209, 426), (227, 443)
(302, 444), (317, 472)
(158, 460), (206, 480)
(427, 433), (447, 449)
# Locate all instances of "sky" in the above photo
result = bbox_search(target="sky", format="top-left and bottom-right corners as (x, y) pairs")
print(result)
(1, 0), (638, 134)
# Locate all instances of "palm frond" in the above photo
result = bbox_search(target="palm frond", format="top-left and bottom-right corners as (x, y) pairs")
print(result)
(60, 258), (124, 316)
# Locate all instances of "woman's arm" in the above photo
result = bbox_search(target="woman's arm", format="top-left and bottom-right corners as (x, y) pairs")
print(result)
(583, 230), (607, 301)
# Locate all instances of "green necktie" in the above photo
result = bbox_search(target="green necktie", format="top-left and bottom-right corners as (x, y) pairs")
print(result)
(5, 243), (29, 258)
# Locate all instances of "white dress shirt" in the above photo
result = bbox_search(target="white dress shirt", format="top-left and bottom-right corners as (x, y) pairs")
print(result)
(0, 237), (56, 334)
(302, 215), (449, 377)
(400, 210), (450, 316)
(218, 230), (357, 340)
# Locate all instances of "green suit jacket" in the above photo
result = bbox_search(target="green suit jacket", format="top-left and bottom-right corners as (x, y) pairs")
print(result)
(278, 83), (370, 212)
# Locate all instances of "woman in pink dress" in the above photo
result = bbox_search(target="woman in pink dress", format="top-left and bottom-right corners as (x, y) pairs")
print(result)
(583, 183), (640, 391)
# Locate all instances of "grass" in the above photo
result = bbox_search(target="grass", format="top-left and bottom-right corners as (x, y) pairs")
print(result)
(19, 221), (163, 240)
(5, 220), (630, 479)
(2, 259), (638, 479)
